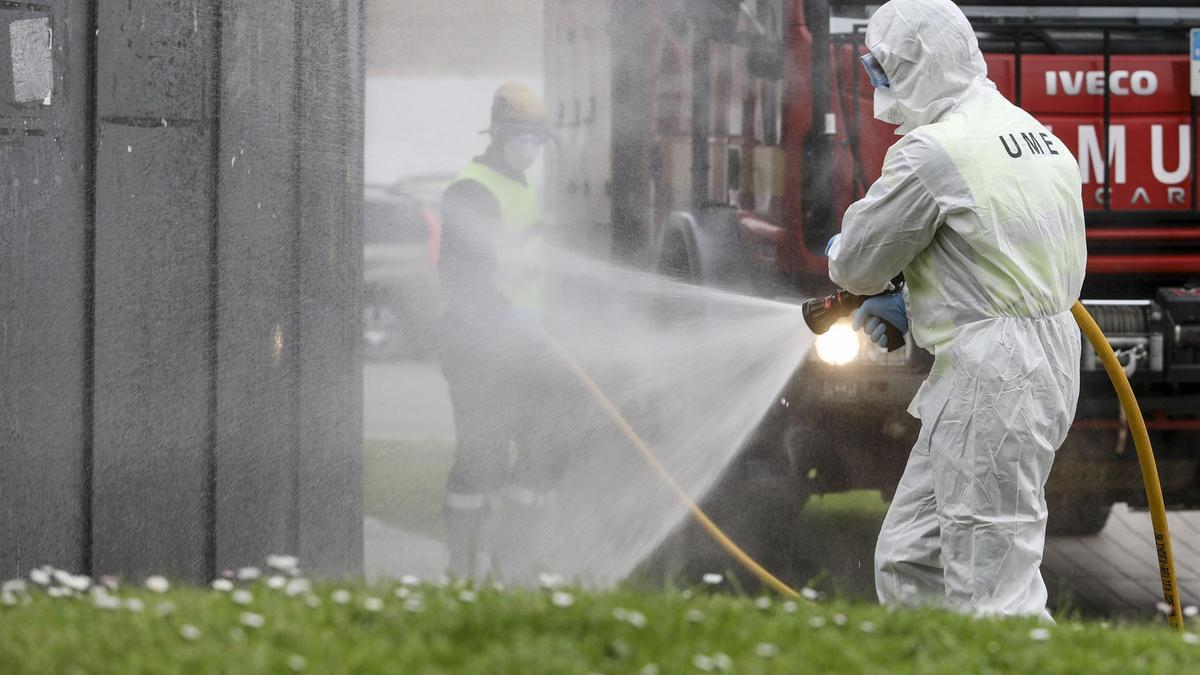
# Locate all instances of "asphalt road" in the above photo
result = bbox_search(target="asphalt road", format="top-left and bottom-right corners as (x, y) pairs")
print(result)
(361, 359), (1196, 620)
(363, 360), (455, 440)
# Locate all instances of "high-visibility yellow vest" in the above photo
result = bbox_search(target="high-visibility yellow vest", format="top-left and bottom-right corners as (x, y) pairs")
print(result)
(450, 161), (543, 315)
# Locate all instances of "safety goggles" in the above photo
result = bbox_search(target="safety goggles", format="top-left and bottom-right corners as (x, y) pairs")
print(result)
(859, 53), (890, 88)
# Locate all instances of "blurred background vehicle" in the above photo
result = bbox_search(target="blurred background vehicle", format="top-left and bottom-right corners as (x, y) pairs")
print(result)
(363, 175), (448, 360)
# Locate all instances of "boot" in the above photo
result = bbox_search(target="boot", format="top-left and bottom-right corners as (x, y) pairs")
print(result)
(444, 494), (489, 580)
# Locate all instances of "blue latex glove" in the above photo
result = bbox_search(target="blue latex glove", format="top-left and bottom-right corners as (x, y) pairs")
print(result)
(824, 234), (841, 257)
(852, 294), (908, 349)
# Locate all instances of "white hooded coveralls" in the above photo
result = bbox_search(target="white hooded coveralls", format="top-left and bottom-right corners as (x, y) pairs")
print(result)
(827, 0), (1087, 618)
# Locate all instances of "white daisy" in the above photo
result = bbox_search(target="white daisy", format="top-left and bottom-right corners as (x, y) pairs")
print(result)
(62, 574), (91, 593)
(285, 578), (311, 597)
(267, 555), (300, 573)
(755, 643), (779, 658)
(538, 573), (566, 590)
(145, 576), (170, 594)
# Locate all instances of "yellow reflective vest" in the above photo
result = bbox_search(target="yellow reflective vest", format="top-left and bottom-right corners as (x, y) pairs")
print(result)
(449, 161), (543, 315)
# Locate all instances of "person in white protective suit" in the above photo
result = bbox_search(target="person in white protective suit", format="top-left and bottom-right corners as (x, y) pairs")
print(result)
(825, 0), (1087, 619)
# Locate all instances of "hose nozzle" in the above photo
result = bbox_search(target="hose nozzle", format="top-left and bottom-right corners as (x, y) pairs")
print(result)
(801, 289), (865, 335)
(802, 289), (906, 352)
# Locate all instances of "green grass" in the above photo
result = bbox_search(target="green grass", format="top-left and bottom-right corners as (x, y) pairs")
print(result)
(363, 438), (456, 538)
(1, 576), (1197, 674)
(803, 490), (890, 519)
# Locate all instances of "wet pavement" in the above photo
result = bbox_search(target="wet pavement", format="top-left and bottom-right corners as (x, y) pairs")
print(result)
(364, 516), (448, 583)
(1044, 504), (1200, 618)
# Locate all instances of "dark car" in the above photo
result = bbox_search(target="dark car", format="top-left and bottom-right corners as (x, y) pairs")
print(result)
(363, 175), (449, 360)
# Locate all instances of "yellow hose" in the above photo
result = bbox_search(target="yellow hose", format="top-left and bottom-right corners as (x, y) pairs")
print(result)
(541, 302), (1184, 629)
(1072, 301), (1183, 631)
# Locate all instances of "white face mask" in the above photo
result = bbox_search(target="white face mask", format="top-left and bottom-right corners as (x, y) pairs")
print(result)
(873, 88), (905, 126)
(503, 135), (542, 172)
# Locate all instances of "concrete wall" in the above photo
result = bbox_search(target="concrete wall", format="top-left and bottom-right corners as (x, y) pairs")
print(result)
(0, 0), (363, 582)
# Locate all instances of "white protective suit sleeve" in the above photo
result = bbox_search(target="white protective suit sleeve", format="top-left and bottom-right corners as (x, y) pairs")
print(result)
(827, 133), (943, 297)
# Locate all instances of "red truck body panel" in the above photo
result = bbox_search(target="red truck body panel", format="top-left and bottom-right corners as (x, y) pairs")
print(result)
(783, 30), (1200, 278)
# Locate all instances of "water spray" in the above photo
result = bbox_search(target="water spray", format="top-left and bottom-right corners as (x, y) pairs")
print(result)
(538, 328), (805, 600)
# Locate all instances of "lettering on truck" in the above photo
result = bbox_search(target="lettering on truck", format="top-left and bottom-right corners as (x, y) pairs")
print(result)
(1059, 123), (1193, 207)
(1045, 70), (1159, 96)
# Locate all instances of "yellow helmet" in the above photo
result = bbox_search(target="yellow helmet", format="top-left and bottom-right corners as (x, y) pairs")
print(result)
(487, 82), (550, 139)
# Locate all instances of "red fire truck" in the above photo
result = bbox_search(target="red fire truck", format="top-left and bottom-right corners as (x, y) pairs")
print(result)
(545, 1), (1200, 579)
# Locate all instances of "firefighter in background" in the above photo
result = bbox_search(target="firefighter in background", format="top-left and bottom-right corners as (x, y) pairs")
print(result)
(438, 83), (565, 579)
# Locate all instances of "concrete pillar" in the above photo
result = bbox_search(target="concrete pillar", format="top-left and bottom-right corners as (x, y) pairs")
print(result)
(0, 0), (363, 582)
(0, 0), (92, 576)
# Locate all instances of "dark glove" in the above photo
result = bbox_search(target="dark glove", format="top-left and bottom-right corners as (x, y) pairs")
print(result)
(852, 294), (908, 349)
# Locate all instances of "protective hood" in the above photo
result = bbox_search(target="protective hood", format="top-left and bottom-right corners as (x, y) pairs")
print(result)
(865, 0), (994, 134)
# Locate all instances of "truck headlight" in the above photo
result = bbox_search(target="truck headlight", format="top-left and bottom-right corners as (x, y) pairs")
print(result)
(814, 323), (860, 366)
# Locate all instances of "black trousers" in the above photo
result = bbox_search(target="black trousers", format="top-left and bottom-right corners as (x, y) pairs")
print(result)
(440, 338), (576, 498)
